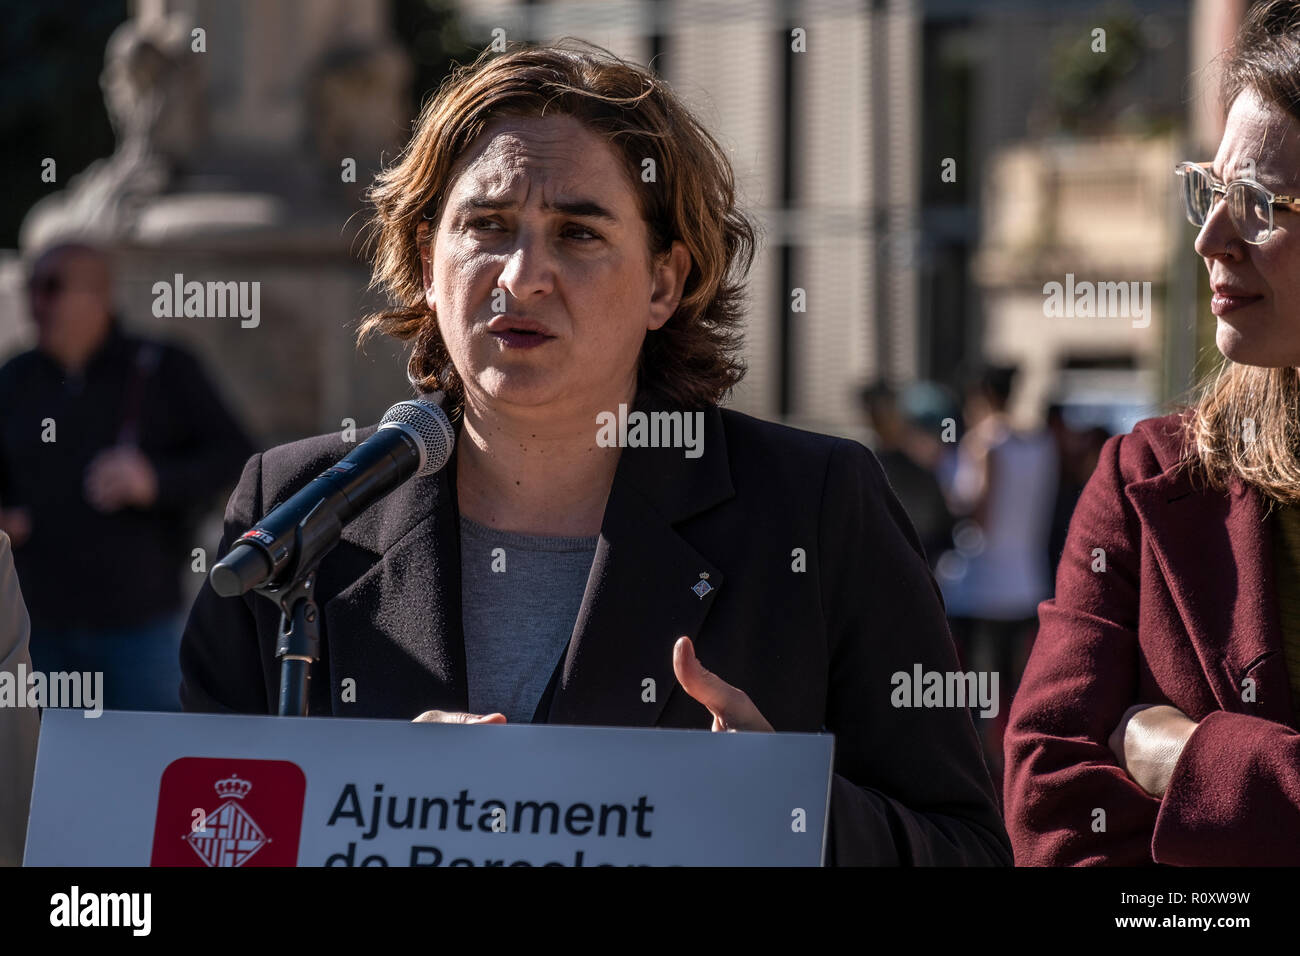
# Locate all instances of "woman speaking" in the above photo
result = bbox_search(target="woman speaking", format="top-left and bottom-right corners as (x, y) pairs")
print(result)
(1005, 0), (1300, 865)
(180, 41), (1009, 866)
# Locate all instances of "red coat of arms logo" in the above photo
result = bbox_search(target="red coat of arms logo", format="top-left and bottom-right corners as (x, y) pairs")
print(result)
(151, 757), (306, 866)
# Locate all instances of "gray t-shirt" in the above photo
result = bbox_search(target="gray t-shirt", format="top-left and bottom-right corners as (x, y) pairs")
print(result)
(458, 515), (598, 723)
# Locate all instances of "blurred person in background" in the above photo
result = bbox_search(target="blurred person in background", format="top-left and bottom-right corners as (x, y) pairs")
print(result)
(898, 380), (963, 498)
(0, 241), (254, 712)
(939, 364), (1058, 780)
(1006, 0), (1300, 865)
(1045, 403), (1111, 582)
(859, 381), (954, 568)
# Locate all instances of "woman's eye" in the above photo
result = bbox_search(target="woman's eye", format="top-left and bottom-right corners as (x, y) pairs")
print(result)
(466, 219), (598, 242)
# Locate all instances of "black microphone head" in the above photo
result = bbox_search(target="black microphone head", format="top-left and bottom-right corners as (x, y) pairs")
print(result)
(378, 398), (454, 476)
(210, 541), (273, 598)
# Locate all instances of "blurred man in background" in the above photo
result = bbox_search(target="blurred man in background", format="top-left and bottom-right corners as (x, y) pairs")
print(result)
(1045, 403), (1112, 583)
(859, 381), (954, 569)
(939, 365), (1058, 782)
(0, 241), (254, 712)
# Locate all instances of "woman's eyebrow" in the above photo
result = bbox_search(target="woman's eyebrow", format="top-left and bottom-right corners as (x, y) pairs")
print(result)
(454, 195), (619, 222)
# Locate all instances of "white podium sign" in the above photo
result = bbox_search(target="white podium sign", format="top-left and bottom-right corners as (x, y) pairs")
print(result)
(25, 710), (833, 867)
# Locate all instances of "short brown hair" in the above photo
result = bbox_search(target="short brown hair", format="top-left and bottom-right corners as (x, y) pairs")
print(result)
(1186, 0), (1300, 503)
(358, 39), (758, 414)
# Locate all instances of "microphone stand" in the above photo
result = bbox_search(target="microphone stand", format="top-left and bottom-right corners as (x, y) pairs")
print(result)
(255, 564), (323, 717)
(231, 391), (455, 716)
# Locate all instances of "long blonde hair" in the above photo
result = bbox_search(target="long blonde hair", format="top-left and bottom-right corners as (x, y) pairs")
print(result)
(1187, 0), (1300, 504)
(1187, 364), (1300, 503)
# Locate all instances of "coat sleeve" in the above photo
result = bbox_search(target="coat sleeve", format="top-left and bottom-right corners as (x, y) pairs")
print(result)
(1002, 430), (1162, 865)
(820, 438), (1012, 865)
(1151, 708), (1300, 865)
(0, 531), (39, 866)
(179, 451), (275, 714)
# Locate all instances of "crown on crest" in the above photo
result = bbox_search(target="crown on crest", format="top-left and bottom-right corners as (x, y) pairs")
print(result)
(214, 774), (253, 800)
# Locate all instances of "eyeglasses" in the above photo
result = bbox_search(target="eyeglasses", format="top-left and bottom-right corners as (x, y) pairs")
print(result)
(1175, 161), (1300, 244)
(27, 273), (66, 298)
(26, 273), (103, 299)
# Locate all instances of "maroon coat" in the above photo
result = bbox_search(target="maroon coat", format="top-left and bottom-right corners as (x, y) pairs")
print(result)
(1004, 411), (1300, 865)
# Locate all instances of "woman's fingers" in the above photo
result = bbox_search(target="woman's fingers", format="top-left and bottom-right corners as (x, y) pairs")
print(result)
(1107, 703), (1153, 767)
(672, 636), (774, 732)
(411, 710), (507, 724)
(1108, 704), (1196, 798)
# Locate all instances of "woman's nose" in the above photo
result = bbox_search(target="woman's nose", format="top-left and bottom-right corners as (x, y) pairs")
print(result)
(1194, 195), (1244, 261)
(498, 226), (556, 299)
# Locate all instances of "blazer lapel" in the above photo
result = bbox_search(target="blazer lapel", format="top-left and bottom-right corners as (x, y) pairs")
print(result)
(318, 391), (735, 726)
(322, 420), (470, 719)
(546, 391), (735, 728)
(1126, 467), (1293, 725)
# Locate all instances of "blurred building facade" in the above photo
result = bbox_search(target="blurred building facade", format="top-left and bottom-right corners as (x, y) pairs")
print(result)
(2, 0), (1252, 448)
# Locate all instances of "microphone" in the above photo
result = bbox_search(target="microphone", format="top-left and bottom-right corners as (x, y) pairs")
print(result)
(210, 397), (455, 598)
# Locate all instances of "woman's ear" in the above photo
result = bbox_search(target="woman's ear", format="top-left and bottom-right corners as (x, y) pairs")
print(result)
(647, 240), (691, 332)
(417, 221), (436, 311)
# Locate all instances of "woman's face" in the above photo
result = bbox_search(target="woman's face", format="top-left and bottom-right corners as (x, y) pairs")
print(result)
(421, 114), (689, 416)
(1197, 88), (1300, 367)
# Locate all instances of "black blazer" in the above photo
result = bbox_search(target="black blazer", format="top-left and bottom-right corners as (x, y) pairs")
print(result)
(180, 387), (1011, 866)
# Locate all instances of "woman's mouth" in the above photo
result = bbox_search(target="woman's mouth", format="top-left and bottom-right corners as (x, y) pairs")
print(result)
(490, 329), (554, 349)
(486, 314), (555, 349)
(1212, 293), (1263, 316)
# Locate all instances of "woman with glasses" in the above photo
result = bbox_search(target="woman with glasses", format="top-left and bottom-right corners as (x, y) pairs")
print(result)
(1005, 0), (1300, 865)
